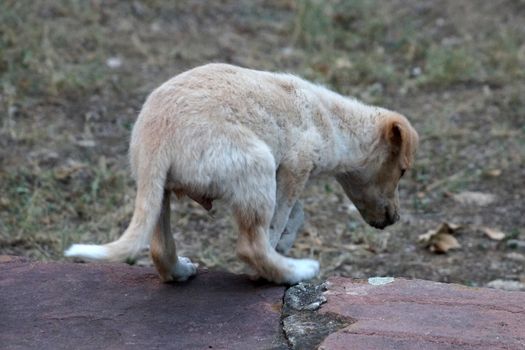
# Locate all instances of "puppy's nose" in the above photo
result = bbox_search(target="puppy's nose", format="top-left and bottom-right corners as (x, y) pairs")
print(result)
(385, 206), (399, 225)
(371, 220), (388, 230)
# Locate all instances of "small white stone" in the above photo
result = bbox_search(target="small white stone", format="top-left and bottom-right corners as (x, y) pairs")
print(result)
(368, 276), (395, 286)
(106, 57), (122, 69)
(486, 279), (525, 292)
(281, 47), (294, 56)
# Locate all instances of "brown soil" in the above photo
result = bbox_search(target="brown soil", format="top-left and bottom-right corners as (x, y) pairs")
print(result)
(1, 0), (523, 287)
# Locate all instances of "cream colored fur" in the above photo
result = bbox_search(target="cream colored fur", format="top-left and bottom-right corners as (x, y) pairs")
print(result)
(65, 63), (418, 284)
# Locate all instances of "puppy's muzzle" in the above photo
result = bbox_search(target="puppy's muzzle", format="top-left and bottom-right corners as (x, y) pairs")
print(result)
(370, 207), (399, 230)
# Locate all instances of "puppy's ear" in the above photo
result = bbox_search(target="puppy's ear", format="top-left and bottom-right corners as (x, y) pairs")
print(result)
(381, 114), (419, 168)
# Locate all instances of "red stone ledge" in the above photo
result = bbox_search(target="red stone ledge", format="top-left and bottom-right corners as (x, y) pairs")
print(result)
(318, 277), (525, 350)
(2, 256), (524, 350)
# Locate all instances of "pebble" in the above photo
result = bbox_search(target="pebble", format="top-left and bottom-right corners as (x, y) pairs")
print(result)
(368, 277), (395, 286)
(505, 252), (525, 262)
(486, 279), (525, 292)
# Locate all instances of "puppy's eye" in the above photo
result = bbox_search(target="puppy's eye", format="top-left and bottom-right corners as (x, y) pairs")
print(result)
(400, 169), (406, 177)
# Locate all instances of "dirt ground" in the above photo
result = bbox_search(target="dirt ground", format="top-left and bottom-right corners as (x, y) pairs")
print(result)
(1, 0), (524, 287)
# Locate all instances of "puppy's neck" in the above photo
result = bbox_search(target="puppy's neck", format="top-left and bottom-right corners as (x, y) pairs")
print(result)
(313, 87), (386, 173)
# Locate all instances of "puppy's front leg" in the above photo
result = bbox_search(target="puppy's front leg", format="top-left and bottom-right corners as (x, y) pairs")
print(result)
(276, 201), (304, 254)
(269, 165), (308, 248)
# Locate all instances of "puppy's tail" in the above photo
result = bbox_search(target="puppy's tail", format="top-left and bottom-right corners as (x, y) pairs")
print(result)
(65, 154), (169, 263)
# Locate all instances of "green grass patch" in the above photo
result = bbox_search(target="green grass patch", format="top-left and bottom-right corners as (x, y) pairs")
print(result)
(0, 160), (132, 258)
(418, 45), (483, 86)
(0, 0), (112, 105)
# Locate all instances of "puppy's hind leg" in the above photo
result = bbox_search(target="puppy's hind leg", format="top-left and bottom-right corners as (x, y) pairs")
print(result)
(235, 207), (319, 285)
(150, 190), (197, 282)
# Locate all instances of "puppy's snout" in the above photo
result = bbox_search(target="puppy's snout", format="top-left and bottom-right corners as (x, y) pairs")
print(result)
(387, 208), (400, 224)
(384, 205), (400, 226)
(367, 206), (399, 230)
(371, 220), (388, 230)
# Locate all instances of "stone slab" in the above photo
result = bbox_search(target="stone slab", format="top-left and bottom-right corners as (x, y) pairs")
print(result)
(0, 256), (286, 350)
(319, 277), (525, 350)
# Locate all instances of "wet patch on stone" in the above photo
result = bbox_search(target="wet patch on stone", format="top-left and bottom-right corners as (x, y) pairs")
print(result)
(0, 256), (287, 350)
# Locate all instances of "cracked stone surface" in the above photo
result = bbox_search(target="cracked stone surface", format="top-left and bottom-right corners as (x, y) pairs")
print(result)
(282, 282), (353, 349)
(283, 282), (328, 313)
(3, 256), (525, 350)
(319, 277), (525, 350)
(0, 256), (286, 350)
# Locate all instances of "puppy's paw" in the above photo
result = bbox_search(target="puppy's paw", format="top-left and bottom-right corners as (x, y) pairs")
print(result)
(283, 258), (320, 285)
(171, 256), (198, 282)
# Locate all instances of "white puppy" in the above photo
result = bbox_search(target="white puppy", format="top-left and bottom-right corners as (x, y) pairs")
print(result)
(65, 63), (418, 284)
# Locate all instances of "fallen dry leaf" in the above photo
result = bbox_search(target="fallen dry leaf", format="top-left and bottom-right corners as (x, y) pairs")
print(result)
(444, 222), (462, 231)
(480, 226), (506, 241)
(452, 191), (496, 206)
(418, 222), (462, 254)
(429, 234), (461, 253)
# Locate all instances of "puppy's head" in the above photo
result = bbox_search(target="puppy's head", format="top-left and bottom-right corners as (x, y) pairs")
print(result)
(336, 112), (418, 229)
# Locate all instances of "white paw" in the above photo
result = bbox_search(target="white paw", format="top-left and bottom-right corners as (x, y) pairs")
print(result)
(171, 256), (198, 282)
(283, 258), (320, 285)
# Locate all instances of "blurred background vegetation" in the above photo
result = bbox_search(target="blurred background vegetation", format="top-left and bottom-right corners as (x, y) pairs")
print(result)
(1, 0), (524, 288)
